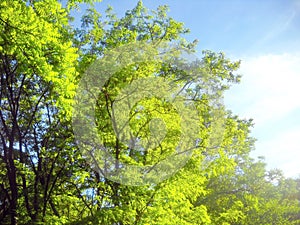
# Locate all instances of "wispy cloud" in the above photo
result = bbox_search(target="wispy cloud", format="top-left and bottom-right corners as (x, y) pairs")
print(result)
(260, 10), (296, 41)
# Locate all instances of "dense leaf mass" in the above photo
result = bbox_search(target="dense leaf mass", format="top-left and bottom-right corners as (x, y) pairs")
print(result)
(0, 0), (299, 224)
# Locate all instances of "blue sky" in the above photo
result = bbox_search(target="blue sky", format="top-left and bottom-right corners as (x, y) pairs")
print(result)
(72, 0), (300, 177)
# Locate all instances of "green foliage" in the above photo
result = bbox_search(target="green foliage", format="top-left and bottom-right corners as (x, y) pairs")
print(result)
(0, 0), (299, 225)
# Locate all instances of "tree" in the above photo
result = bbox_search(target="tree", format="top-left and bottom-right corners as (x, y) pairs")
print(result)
(70, 2), (243, 224)
(71, 2), (300, 224)
(0, 0), (80, 223)
(0, 0), (299, 224)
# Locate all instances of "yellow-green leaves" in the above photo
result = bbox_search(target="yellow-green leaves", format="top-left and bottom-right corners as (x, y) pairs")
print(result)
(0, 0), (78, 119)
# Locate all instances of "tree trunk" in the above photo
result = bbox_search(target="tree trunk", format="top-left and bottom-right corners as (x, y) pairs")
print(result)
(8, 144), (18, 225)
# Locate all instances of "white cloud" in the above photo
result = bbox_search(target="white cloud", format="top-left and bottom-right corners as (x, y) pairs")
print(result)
(224, 53), (300, 177)
(226, 53), (300, 125)
(254, 128), (300, 178)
